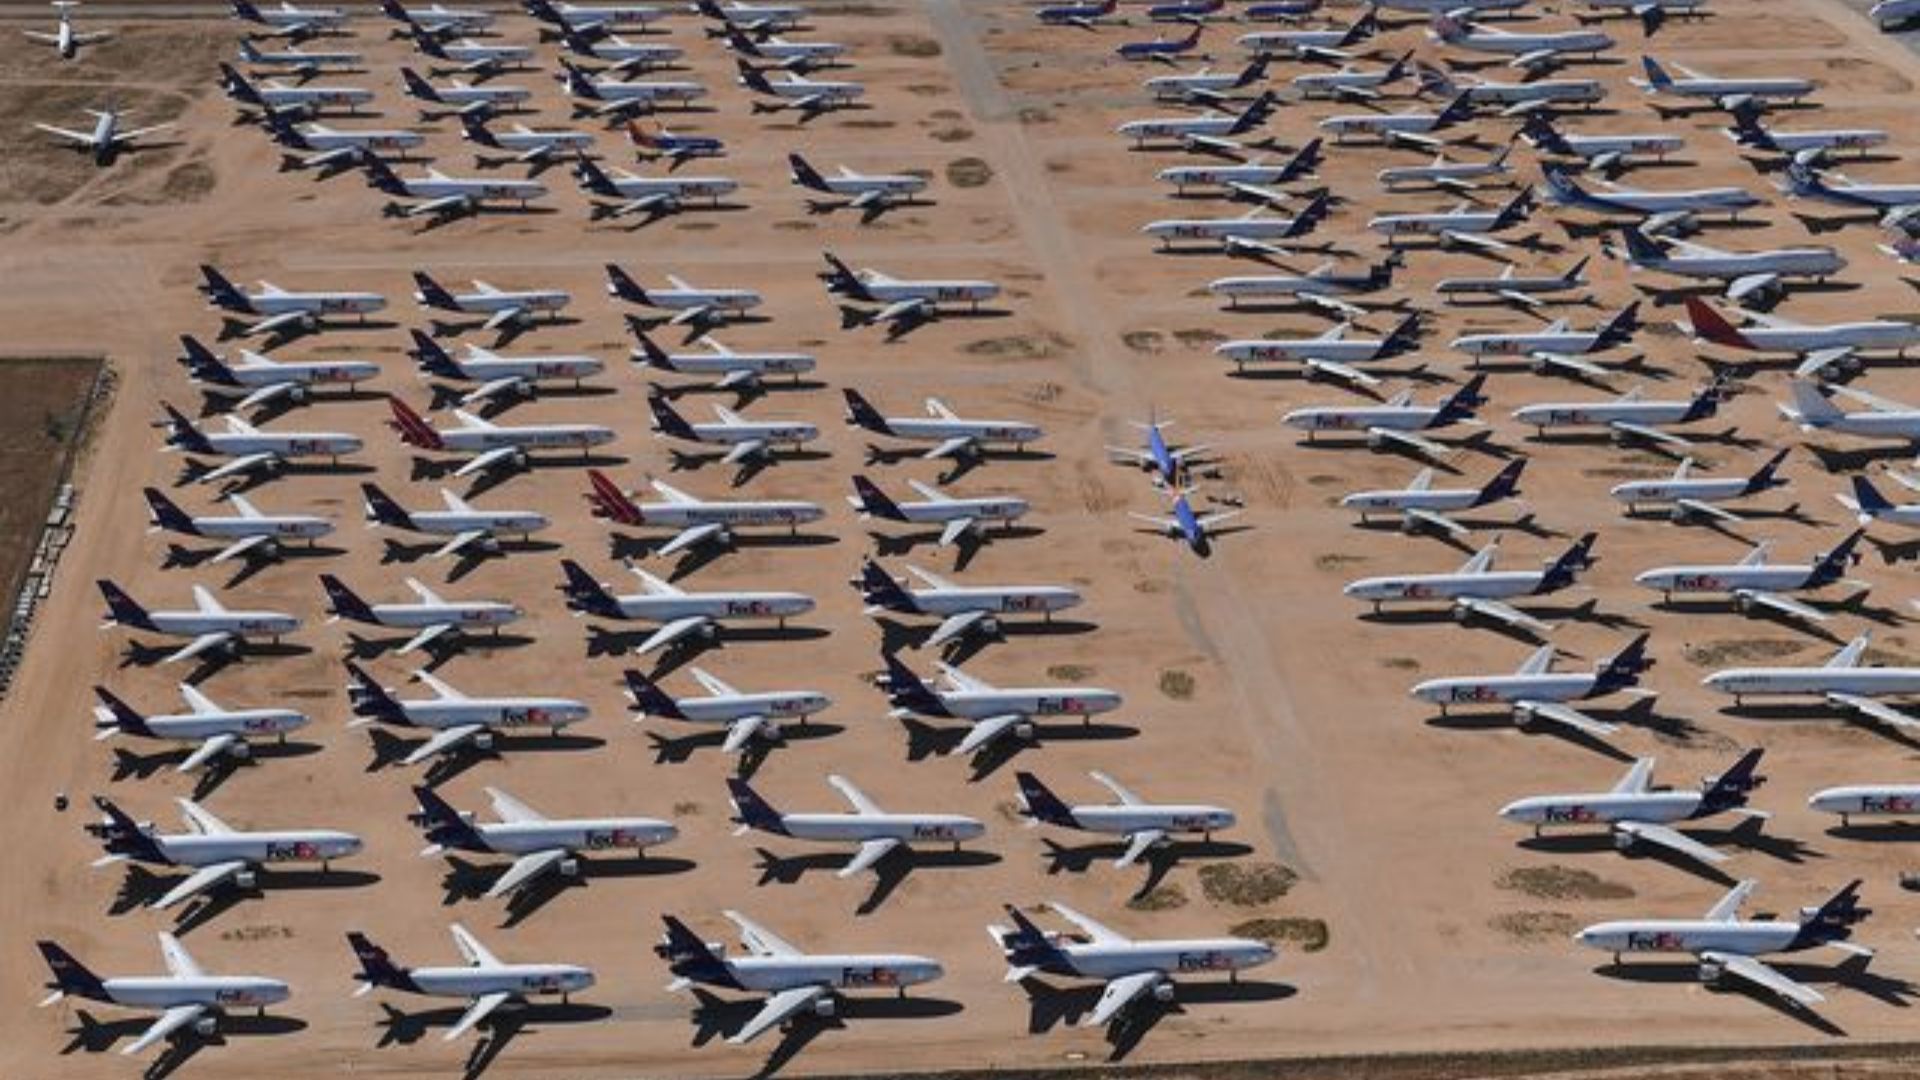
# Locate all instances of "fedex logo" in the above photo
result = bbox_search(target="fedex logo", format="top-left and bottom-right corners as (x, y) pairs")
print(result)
(843, 966), (899, 986)
(1003, 595), (1048, 612)
(241, 717), (282, 732)
(1542, 804), (1598, 824)
(1177, 951), (1233, 971)
(501, 707), (551, 726)
(584, 829), (641, 849)
(726, 600), (775, 616)
(1673, 574), (1728, 591)
(1864, 796), (1916, 814)
(1446, 685), (1505, 703)
(266, 840), (319, 861)
(1625, 931), (1686, 951)
(911, 824), (961, 840)
(1035, 696), (1086, 714)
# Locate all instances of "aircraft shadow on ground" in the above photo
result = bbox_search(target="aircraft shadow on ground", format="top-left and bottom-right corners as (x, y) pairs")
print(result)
(749, 846), (1003, 915)
(429, 854), (696, 926)
(1015, 975), (1294, 1058)
(682, 986), (963, 1076)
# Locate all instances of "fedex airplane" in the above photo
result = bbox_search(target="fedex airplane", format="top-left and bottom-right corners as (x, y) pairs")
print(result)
(1452, 302), (1640, 379)
(230, 0), (347, 39)
(727, 775), (986, 878)
(198, 263), (384, 338)
(268, 115), (423, 172)
(1207, 251), (1403, 319)
(1635, 530), (1866, 623)
(1610, 449), (1790, 522)
(574, 158), (737, 220)
(844, 389), (1041, 461)
(696, 0), (807, 33)
(789, 153), (928, 215)
(1808, 784), (1920, 827)
(1838, 473), (1920, 530)
(1343, 533), (1599, 634)
(1214, 313), (1422, 384)
(457, 113), (594, 166)
(320, 574), (522, 655)
(1155, 139), (1323, 197)
(379, 0), (493, 34)
(1521, 112), (1682, 175)
(1238, 9), (1378, 63)
(1616, 227), (1844, 307)
(1541, 163), (1762, 235)
(626, 667), (828, 754)
(1410, 634), (1651, 738)
(143, 487), (331, 564)
(1727, 110), (1886, 164)
(1132, 491), (1243, 554)
(606, 262), (761, 329)
(880, 654), (1123, 756)
(734, 60), (861, 116)
(855, 558), (1081, 649)
(349, 924), (591, 1042)
(562, 30), (682, 76)
(822, 253), (1000, 332)
(1702, 631), (1920, 733)
(345, 661), (589, 764)
(86, 794), (361, 910)
(1143, 58), (1270, 107)
(360, 482), (548, 559)
(1292, 53), (1415, 101)
(586, 470), (822, 555)
(91, 683), (308, 773)
(177, 335), (376, 412)
(1500, 751), (1767, 866)
(1368, 190), (1534, 251)
(526, 0), (663, 33)
(363, 156), (547, 220)
(405, 26), (530, 79)
(412, 272), (569, 331)
(1688, 298), (1920, 380)
(27, 2), (111, 61)
(1141, 195), (1331, 258)
(1319, 92), (1474, 151)
(1632, 55), (1815, 111)
(386, 397), (615, 478)
(1429, 14), (1614, 73)
(398, 67), (530, 115)
(628, 326), (813, 390)
(558, 58), (706, 118)
(648, 395), (818, 465)
(1116, 91), (1279, 155)
(559, 559), (815, 656)
(36, 934), (289, 1056)
(33, 106), (171, 166)
(1117, 25), (1202, 64)
(408, 330), (602, 406)
(1378, 145), (1516, 195)
(409, 784), (677, 899)
(1016, 771), (1236, 868)
(1340, 459), (1527, 537)
(725, 26), (848, 74)
(1778, 380), (1920, 444)
(1782, 162), (1920, 227)
(1281, 374), (1489, 459)
(98, 581), (299, 664)
(1435, 257), (1592, 309)
(219, 63), (372, 115)
(1510, 383), (1723, 449)
(848, 475), (1030, 548)
(1414, 64), (1604, 111)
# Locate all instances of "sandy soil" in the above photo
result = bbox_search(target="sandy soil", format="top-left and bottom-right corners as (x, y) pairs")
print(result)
(10, 0), (1920, 1077)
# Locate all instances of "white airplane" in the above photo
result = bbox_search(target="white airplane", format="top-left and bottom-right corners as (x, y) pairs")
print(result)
(560, 30), (683, 75)
(1320, 93), (1474, 151)
(360, 483), (547, 560)
(1106, 414), (1212, 488)
(1541, 164), (1762, 235)
(574, 158), (736, 219)
(656, 911), (944, 1045)
(379, 0), (493, 34)
(1579, 0), (1706, 32)
(1291, 52), (1415, 101)
(409, 784), (677, 899)
(849, 475), (1030, 548)
(457, 113), (593, 164)
(1704, 632), (1920, 731)
(1617, 228), (1844, 306)
(991, 903), (1275, 1026)
(855, 559), (1081, 649)
(1454, 303), (1641, 376)
(1635, 530), (1866, 623)
(1686, 298), (1920, 379)
(1214, 313), (1422, 383)
(36, 935), (289, 1056)
(34, 106), (169, 165)
(1574, 879), (1870, 1009)
(26, 2), (111, 60)
(197, 264), (385, 337)
(528, 0), (664, 33)
(321, 575), (521, 655)
(349, 924), (592, 1043)
(724, 26), (848, 73)
(1154, 139), (1323, 197)
(1016, 772), (1235, 868)
(1429, 14), (1614, 72)
(1809, 785), (1920, 826)
(1727, 111), (1886, 164)
(219, 63), (372, 115)
(821, 253), (1001, 332)
(585, 469), (823, 555)
(412, 273), (569, 332)
(268, 115), (424, 171)
(1435, 257), (1592, 309)
(406, 26), (532, 78)
(648, 395), (818, 465)
(1208, 252), (1402, 317)
(606, 263), (762, 328)
(91, 683), (308, 773)
(176, 334), (378, 411)
(789, 154), (928, 215)
(386, 397), (615, 478)
(86, 795), (361, 911)
(97, 581), (300, 665)
(843, 389), (1041, 461)
(1871, 0), (1920, 26)
(1144, 57), (1270, 106)
(628, 326), (813, 391)
(1521, 113), (1683, 175)
(1341, 459), (1527, 537)
(363, 157), (547, 219)
(143, 487), (332, 565)
(407, 331), (601, 406)
(695, 0), (805, 32)
(1116, 91), (1279, 154)
(1778, 380), (1920, 444)
(231, 0), (347, 39)
(559, 559), (815, 656)
(1411, 633), (1650, 737)
(1610, 449), (1790, 522)
(1632, 55), (1815, 111)
(727, 775), (986, 878)
(625, 666), (828, 754)
(1501, 751), (1767, 865)
(558, 58), (706, 117)
(398, 67), (531, 115)
(880, 654), (1124, 756)
(1378, 145), (1516, 194)
(735, 60), (863, 116)
(1369, 190), (1535, 251)
(1344, 533), (1598, 634)
(1282, 374), (1490, 459)
(1414, 65), (1606, 112)
(1141, 195), (1332, 258)
(345, 661), (589, 764)
(1784, 163), (1920, 228)
(238, 38), (360, 78)
(1511, 383), (1723, 449)
(1238, 9), (1378, 62)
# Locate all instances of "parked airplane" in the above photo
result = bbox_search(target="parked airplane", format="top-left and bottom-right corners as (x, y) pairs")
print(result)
(349, 924), (592, 1042)
(1783, 162), (1920, 226)
(1435, 257), (1592, 308)
(587, 470), (822, 554)
(1131, 491), (1243, 553)
(1343, 533), (1598, 633)
(1511, 383), (1722, 448)
(219, 63), (372, 115)
(735, 60), (862, 115)
(1208, 252), (1402, 317)
(697, 0), (805, 32)
(1778, 380), (1920, 444)
(1618, 227), (1844, 305)
(413, 273), (569, 331)
(1282, 374), (1490, 458)
(848, 475), (1030, 547)
(526, 0), (662, 32)
(1685, 297), (1920, 378)
(1809, 784), (1920, 826)
(1727, 110), (1886, 164)
(1632, 55), (1815, 110)
(789, 154), (927, 215)
(458, 113), (593, 165)
(1703, 631), (1920, 731)
(628, 326), (813, 390)
(361, 483), (547, 560)
(1610, 449), (1791, 522)
(562, 29), (682, 75)
(1415, 65), (1606, 112)
(268, 115), (424, 170)
(175, 337), (374, 416)
(728, 775), (986, 877)
(1579, 0), (1705, 33)
(1369, 190), (1535, 251)
(1542, 164), (1761, 234)
(1410, 633), (1650, 736)
(1116, 92), (1279, 155)
(410, 784), (677, 899)
(321, 575), (521, 654)
(1144, 57), (1269, 106)
(991, 903), (1275, 1026)
(87, 795), (361, 910)
(398, 67), (531, 114)
(1429, 14), (1614, 72)
(1016, 772), (1234, 868)
(33, 106), (170, 165)
(408, 331), (602, 407)
(559, 559), (815, 655)
(560, 59), (707, 117)
(1521, 112), (1683, 174)
(1107, 415), (1210, 487)
(1037, 0), (1118, 29)
(1500, 751), (1767, 864)
(144, 487), (331, 564)
(1574, 879), (1869, 1008)
(406, 26), (530, 79)
(657, 911), (944, 1045)
(880, 654), (1123, 756)
(387, 397), (615, 477)
(1636, 530), (1865, 622)
(574, 158), (736, 220)
(724, 27), (848, 73)
(1154, 138), (1323, 197)
(626, 667), (827, 753)
(230, 0), (347, 39)
(649, 395), (818, 464)
(93, 683), (306, 773)
(1379, 145), (1515, 193)
(98, 581), (298, 664)
(345, 661), (588, 763)
(362, 157), (547, 219)
(1341, 459), (1527, 536)
(1319, 92), (1473, 150)
(1141, 195), (1331, 257)
(158, 403), (361, 486)
(1292, 53), (1415, 101)
(606, 263), (762, 328)
(821, 253), (1001, 330)
(628, 121), (725, 165)
(1149, 0), (1227, 22)
(379, 0), (492, 34)
(1454, 303), (1641, 377)
(844, 389), (1041, 461)
(1871, 0), (1920, 26)
(36, 935), (289, 1056)
(27, 2), (111, 60)
(1116, 25), (1202, 64)
(856, 559), (1081, 649)
(1215, 313), (1422, 383)
(198, 264), (385, 337)
(1238, 9), (1378, 62)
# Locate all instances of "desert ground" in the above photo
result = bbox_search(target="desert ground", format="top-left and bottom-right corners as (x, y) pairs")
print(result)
(9, 0), (1920, 1077)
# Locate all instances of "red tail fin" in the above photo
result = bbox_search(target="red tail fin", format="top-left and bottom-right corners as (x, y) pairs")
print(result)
(1684, 297), (1754, 350)
(586, 468), (642, 525)
(387, 396), (443, 450)
(626, 121), (653, 148)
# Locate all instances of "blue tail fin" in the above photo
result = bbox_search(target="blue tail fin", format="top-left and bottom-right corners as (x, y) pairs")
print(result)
(96, 581), (154, 630)
(319, 575), (378, 624)
(1792, 879), (1869, 949)
(605, 262), (648, 304)
(177, 335), (237, 385)
(360, 483), (415, 529)
(344, 661), (404, 721)
(559, 560), (624, 618)
(37, 942), (109, 1003)
(197, 265), (249, 312)
(1539, 532), (1598, 592)
(855, 559), (915, 612)
(725, 778), (788, 834)
(1698, 748), (1765, 815)
(1639, 54), (1673, 89)
(647, 394), (698, 440)
(841, 388), (890, 433)
(880, 653), (946, 715)
(655, 915), (738, 988)
(142, 488), (199, 535)
(1852, 475), (1893, 516)
(1014, 772), (1077, 826)
(1473, 459), (1527, 507)
(850, 476), (906, 520)
(997, 904), (1068, 971)
(86, 796), (167, 864)
(1435, 374), (1489, 426)
(1746, 448), (1790, 493)
(407, 329), (461, 377)
(787, 153), (828, 192)
(410, 272), (459, 311)
(93, 686), (152, 736)
(623, 668), (685, 718)
(1811, 529), (1865, 585)
(1594, 632), (1652, 692)
(346, 932), (419, 993)
(407, 785), (485, 851)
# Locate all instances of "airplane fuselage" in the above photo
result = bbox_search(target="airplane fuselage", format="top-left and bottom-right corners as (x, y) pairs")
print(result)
(1049, 939), (1275, 981)
(439, 424), (615, 454)
(399, 965), (594, 999)
(98, 976), (289, 1012)
(1344, 571), (1550, 603)
(386, 697), (590, 731)
(896, 587), (1081, 618)
(930, 688), (1122, 720)
(473, 818), (677, 855)
(766, 813), (985, 845)
(1634, 564), (1819, 595)
(145, 829), (363, 867)
(1411, 672), (1600, 705)
(1704, 667), (1920, 697)
(605, 592), (816, 623)
(1575, 920), (1803, 956)
(1500, 792), (1706, 827)
(1511, 401), (1697, 429)
(1808, 785), (1920, 818)
(141, 611), (302, 639)
(358, 601), (521, 631)
(725, 955), (944, 994)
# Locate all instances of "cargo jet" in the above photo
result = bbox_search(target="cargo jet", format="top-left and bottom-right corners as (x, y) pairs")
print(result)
(379, 0), (493, 34)
(399, 67), (531, 115)
(1368, 189), (1534, 251)
(321, 574), (522, 655)
(159, 403), (362, 485)
(268, 115), (422, 172)
(1778, 380), (1920, 445)
(562, 30), (683, 75)
(1500, 751), (1767, 865)
(1215, 313), (1422, 384)
(821, 253), (1000, 333)
(361, 482), (548, 559)
(880, 654), (1124, 756)
(855, 559), (1081, 649)
(409, 785), (677, 899)
(727, 775), (986, 877)
(789, 154), (928, 216)
(1704, 632), (1920, 733)
(92, 683), (308, 773)
(1410, 633), (1651, 737)
(387, 397), (615, 478)
(408, 331), (602, 406)
(1143, 58), (1270, 106)
(1435, 257), (1591, 308)
(198, 264), (385, 338)
(98, 581), (299, 664)
(177, 335), (377, 411)
(559, 559), (815, 655)
(230, 0), (347, 40)
(1208, 252), (1403, 318)
(406, 27), (531, 79)
(560, 59), (707, 117)
(33, 106), (172, 165)
(1429, 14), (1614, 73)
(697, 0), (807, 32)
(345, 661), (589, 764)
(1541, 164), (1762, 235)
(1319, 92), (1474, 150)
(1016, 772), (1235, 868)
(844, 389), (1042, 461)
(724, 27), (848, 74)
(1632, 55), (1815, 112)
(36, 935), (288, 1057)
(143, 487), (331, 565)
(606, 263), (762, 329)
(574, 158), (737, 221)
(87, 795), (361, 911)
(1238, 10), (1378, 62)
(1727, 111), (1886, 165)
(1378, 145), (1516, 194)
(626, 667), (828, 754)
(1340, 459), (1527, 537)
(1141, 196), (1331, 258)
(1511, 383), (1722, 449)
(1521, 113), (1683, 175)
(1343, 533), (1598, 634)
(648, 395), (819, 465)
(412, 272), (569, 331)
(364, 157), (547, 220)
(848, 475), (1030, 548)
(27, 2), (111, 60)
(220, 64), (372, 116)
(349, 924), (592, 1042)
(1617, 228), (1843, 306)
(1282, 374), (1490, 459)
(628, 327), (814, 391)
(1292, 53), (1415, 101)
(1782, 163), (1920, 228)
(1610, 450), (1790, 522)
(1635, 529), (1865, 623)
(586, 469), (823, 555)
(1154, 138), (1323, 198)
(1809, 784), (1920, 826)
(458, 113), (594, 165)
(1116, 92), (1278, 155)
(527, 0), (664, 32)
(736, 61), (862, 116)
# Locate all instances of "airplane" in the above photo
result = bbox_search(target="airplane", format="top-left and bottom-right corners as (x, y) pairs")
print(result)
(1281, 374), (1490, 459)
(1500, 751), (1768, 865)
(408, 785), (677, 900)
(790, 154), (929, 216)
(1291, 52), (1415, 102)
(1453, 303), (1642, 379)
(1725, 109), (1887, 165)
(176, 334), (377, 412)
(656, 911), (944, 1045)
(344, 661), (588, 764)
(1143, 201), (1327, 257)
(1541, 164), (1762, 235)
(362, 157), (548, 220)
(1809, 784), (1920, 826)
(320, 575), (522, 655)
(197, 264), (384, 338)
(412, 272), (569, 332)
(1143, 58), (1270, 107)
(238, 38), (362, 78)
(855, 558), (1082, 649)
(1340, 459), (1528, 537)
(1149, 0), (1228, 22)
(1635, 529), (1866, 623)
(848, 475), (1030, 548)
(1319, 92), (1475, 151)
(1107, 414), (1211, 487)
(27, 2), (111, 60)
(1871, 0), (1920, 26)
(1435, 257), (1592, 309)
(405, 26), (532, 79)
(1578, 0), (1707, 34)
(727, 775), (986, 877)
(1368, 190), (1534, 251)
(628, 121), (725, 165)
(735, 61), (863, 116)
(526, 0), (664, 33)
(218, 63), (372, 116)
(143, 487), (332, 564)
(558, 559), (815, 656)
(559, 59), (708, 117)
(1246, 0), (1328, 14)
(562, 29), (683, 76)
(361, 483), (548, 559)
(1703, 631), (1920, 731)
(1208, 252), (1403, 318)
(627, 325), (814, 390)
(625, 667), (828, 754)
(1411, 633), (1650, 737)
(822, 253), (1001, 331)
(1378, 0), (1527, 12)
(86, 795), (361, 911)
(349, 925), (592, 1042)
(879, 654), (1124, 756)
(1414, 65), (1607, 112)
(724, 27), (848, 73)
(1238, 10), (1379, 63)
(1574, 879), (1870, 1009)
(92, 683), (308, 773)
(844, 389), (1041, 461)
(386, 396), (615, 478)
(1131, 490), (1243, 553)
(36, 935), (289, 1056)
(606, 263), (762, 329)
(1378, 145), (1515, 194)
(1016, 772), (1235, 868)
(586, 469), (824, 554)
(1214, 313), (1422, 384)
(1154, 138), (1324, 197)
(267, 115), (424, 171)
(1778, 380), (1920, 445)
(157, 402), (361, 486)
(696, 0), (806, 31)
(990, 903), (1275, 1026)
(1036, 0), (1119, 29)
(1116, 92), (1279, 155)
(1782, 162), (1920, 226)
(230, 0), (348, 40)
(398, 67), (531, 115)
(1685, 297), (1920, 379)
(1116, 25), (1203, 65)
(648, 394), (819, 465)
(1616, 227), (1844, 306)
(408, 330), (602, 406)
(378, 0), (493, 34)
(1428, 14), (1614, 72)
(1511, 383), (1722, 448)
(574, 157), (737, 220)
(457, 112), (594, 165)
(1342, 533), (1599, 634)
(98, 581), (299, 665)
(1632, 55), (1815, 111)
(1610, 449), (1791, 522)
(1520, 112), (1683, 175)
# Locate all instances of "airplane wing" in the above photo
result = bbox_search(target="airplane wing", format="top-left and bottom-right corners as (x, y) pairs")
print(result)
(1674, 497), (1742, 523)
(23, 31), (59, 43)
(159, 933), (204, 978)
(1725, 272), (1780, 304)
(659, 522), (727, 557)
(402, 194), (478, 219)
(235, 382), (298, 412)
(1832, 384), (1915, 413)
(415, 668), (467, 700)
(1385, 130), (1443, 151)
(481, 306), (527, 332)
(1302, 357), (1382, 387)
(1051, 902), (1128, 946)
(484, 847), (569, 898)
(162, 631), (236, 666)
(443, 991), (512, 1042)
(724, 909), (801, 957)
(1401, 507), (1466, 537)
(926, 609), (992, 648)
(636, 615), (714, 656)
(1128, 512), (1180, 534)
(1086, 970), (1163, 1027)
(1442, 230), (1511, 252)
(431, 530), (491, 560)
(954, 712), (1026, 756)
(838, 837), (901, 878)
(1517, 644), (1556, 676)
(239, 311), (311, 338)
(1531, 351), (1612, 379)
(1518, 699), (1619, 737)
(1611, 757), (1655, 794)
(452, 445), (525, 478)
(1456, 597), (1554, 635)
(461, 376), (528, 404)
(730, 985), (827, 1045)
(649, 478), (698, 503)
(715, 368), (761, 390)
(1369, 428), (1453, 459)
(1498, 289), (1544, 309)
(1707, 879), (1756, 920)
(122, 1004), (209, 1057)
(449, 922), (502, 967)
(150, 860), (249, 910)
(32, 124), (95, 145)
(688, 665), (737, 697)
(1701, 951), (1823, 1007)
(116, 123), (176, 144)
(192, 452), (284, 486)
(923, 435), (978, 461)
(1116, 829), (1167, 868)
(722, 714), (771, 754)
(487, 786), (546, 824)
(211, 531), (279, 565)
(400, 723), (488, 765)
(1826, 692), (1920, 731)
(1607, 420), (1691, 449)
(1733, 589), (1828, 623)
(396, 621), (456, 655)
(1793, 347), (1856, 381)
(720, 438), (769, 465)
(178, 798), (233, 835)
(828, 774), (883, 815)
(1616, 820), (1728, 864)
(1089, 770), (1144, 806)
(178, 733), (240, 773)
(1303, 294), (1368, 320)
(938, 517), (978, 548)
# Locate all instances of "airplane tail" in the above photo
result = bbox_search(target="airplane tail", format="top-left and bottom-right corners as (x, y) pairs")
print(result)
(855, 558), (915, 612)
(405, 22), (446, 58)
(605, 262), (650, 305)
(1236, 56), (1271, 88)
(879, 652), (945, 715)
(586, 468), (644, 525)
(346, 933), (419, 994)
(1429, 12), (1465, 41)
(320, 575), (379, 624)
(386, 396), (444, 450)
(1539, 163), (1588, 206)
(1619, 226), (1666, 266)
(408, 784), (485, 850)
(378, 0), (409, 20)
(724, 777), (788, 834)
(359, 483), (416, 530)
(1852, 475), (1895, 519)
(264, 112), (308, 149)
(1383, 312), (1423, 354)
(1598, 301), (1642, 348)
(734, 58), (775, 95)
(177, 334), (238, 386)
(1681, 382), (1723, 424)
(1638, 54), (1675, 90)
(1790, 879), (1871, 950)
(623, 668), (684, 718)
(646, 393), (699, 440)
(849, 475), (907, 521)
(1473, 458), (1526, 507)
(399, 66), (441, 103)
(818, 251), (866, 298)
(559, 559), (625, 618)
(572, 156), (620, 197)
(995, 904), (1068, 971)
(1281, 136), (1323, 182)
(141, 488), (199, 536)
(655, 915), (734, 987)
(410, 271), (460, 311)
(1594, 632), (1653, 691)
(96, 580), (155, 631)
(1682, 297), (1755, 350)
(1538, 532), (1599, 593)
(1230, 90), (1278, 134)
(1287, 191), (1331, 238)
(218, 62), (262, 105)
(1727, 104), (1772, 147)
(1784, 379), (1845, 426)
(1698, 748), (1766, 814)
(1560, 254), (1592, 285)
(1416, 61), (1459, 99)
(456, 111), (500, 147)
(841, 388), (890, 433)
(406, 329), (462, 378)
(36, 942), (109, 1004)
(1810, 529), (1867, 585)
(558, 58), (602, 100)
(1495, 187), (1534, 229)
(197, 265), (250, 313)
(360, 153), (407, 195)
(1746, 448), (1791, 493)
(92, 686), (153, 738)
(786, 153), (829, 192)
(523, 0), (561, 21)
(158, 401), (216, 455)
(1518, 111), (1571, 154)
(625, 320), (674, 370)
(343, 661), (404, 721)
(1435, 373), (1489, 426)
(85, 795), (167, 864)
(230, 0), (265, 22)
(725, 25), (764, 57)
(1013, 772), (1078, 827)
(1782, 161), (1828, 199)
(1437, 90), (1476, 128)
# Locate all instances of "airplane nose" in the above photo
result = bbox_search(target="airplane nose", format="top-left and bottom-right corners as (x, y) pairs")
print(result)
(1495, 801), (1522, 820)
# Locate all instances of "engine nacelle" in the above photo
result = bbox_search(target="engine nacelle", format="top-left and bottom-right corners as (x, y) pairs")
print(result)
(811, 996), (838, 1018)
(1015, 720), (1036, 741)
(558, 857), (580, 878)
(474, 731), (495, 751)
(193, 1015), (219, 1037)
(229, 741), (253, 760)
(289, 385), (311, 404)
(1511, 704), (1536, 730)
(1611, 828), (1636, 853)
(1365, 431), (1387, 450)
(1151, 979), (1176, 1003)
(235, 869), (257, 890)
(1698, 959), (1725, 985)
